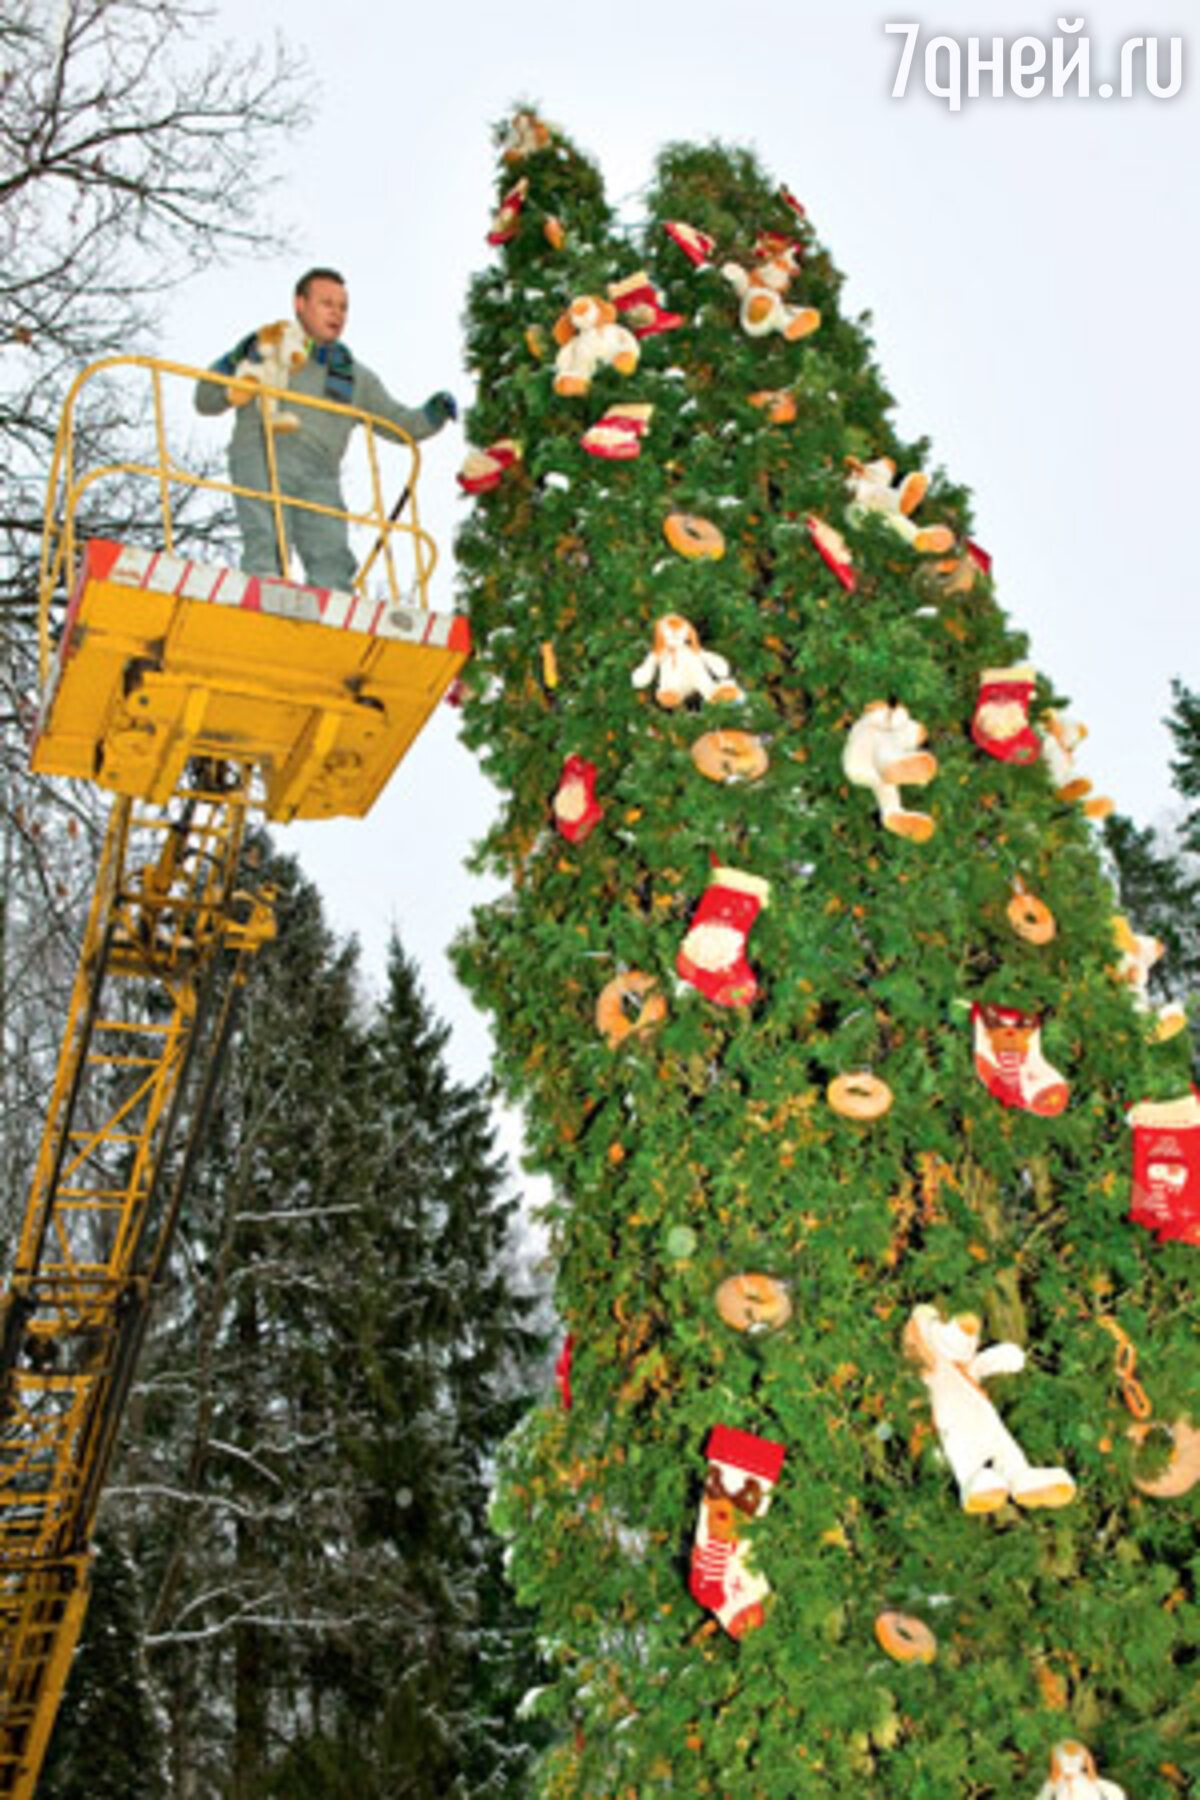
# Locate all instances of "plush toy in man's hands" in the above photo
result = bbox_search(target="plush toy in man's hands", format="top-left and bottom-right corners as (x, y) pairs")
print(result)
(232, 320), (308, 433)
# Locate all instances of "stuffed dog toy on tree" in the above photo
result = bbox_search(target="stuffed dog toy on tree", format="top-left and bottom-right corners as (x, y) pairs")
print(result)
(1111, 916), (1188, 1042)
(843, 701), (938, 841)
(904, 1304), (1076, 1514)
(721, 243), (820, 342)
(552, 295), (640, 396)
(631, 614), (743, 709)
(1035, 1740), (1127, 1800)
(844, 456), (954, 554)
(1041, 711), (1114, 819)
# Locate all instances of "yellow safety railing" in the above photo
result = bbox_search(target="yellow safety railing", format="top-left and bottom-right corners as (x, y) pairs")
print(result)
(37, 355), (440, 692)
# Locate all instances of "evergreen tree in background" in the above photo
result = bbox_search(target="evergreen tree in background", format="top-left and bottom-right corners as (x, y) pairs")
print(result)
(1104, 681), (1200, 1065)
(268, 938), (544, 1798)
(1168, 680), (1200, 859)
(454, 116), (1198, 1797)
(110, 855), (539, 1797)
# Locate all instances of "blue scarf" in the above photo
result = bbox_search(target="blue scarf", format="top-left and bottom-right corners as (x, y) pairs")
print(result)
(310, 339), (355, 404)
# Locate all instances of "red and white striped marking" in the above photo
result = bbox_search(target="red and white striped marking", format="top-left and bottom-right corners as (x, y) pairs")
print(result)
(92, 541), (465, 648)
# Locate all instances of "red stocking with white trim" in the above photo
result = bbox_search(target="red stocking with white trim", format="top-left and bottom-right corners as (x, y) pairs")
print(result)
(689, 1426), (786, 1638)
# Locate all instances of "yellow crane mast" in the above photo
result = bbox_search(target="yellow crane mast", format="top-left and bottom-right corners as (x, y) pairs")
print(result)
(0, 357), (469, 1796)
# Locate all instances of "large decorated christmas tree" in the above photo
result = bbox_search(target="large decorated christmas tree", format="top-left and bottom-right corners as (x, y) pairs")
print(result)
(453, 112), (1198, 1799)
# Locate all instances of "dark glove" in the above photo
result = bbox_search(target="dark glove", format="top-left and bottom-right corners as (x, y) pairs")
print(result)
(423, 390), (458, 428)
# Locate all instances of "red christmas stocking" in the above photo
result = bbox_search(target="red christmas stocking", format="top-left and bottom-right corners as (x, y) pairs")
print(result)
(608, 271), (684, 339)
(689, 1426), (786, 1638)
(1127, 1092), (1200, 1243)
(554, 1334), (574, 1410)
(807, 515), (856, 593)
(457, 438), (521, 495)
(552, 755), (602, 843)
(664, 219), (716, 266)
(677, 865), (771, 1008)
(581, 403), (654, 461)
(972, 1003), (1070, 1117)
(486, 178), (528, 246)
(971, 665), (1041, 764)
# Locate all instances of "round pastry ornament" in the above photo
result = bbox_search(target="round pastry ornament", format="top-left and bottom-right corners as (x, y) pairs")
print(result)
(1007, 880), (1056, 946)
(1128, 1417), (1200, 1499)
(748, 389), (797, 424)
(715, 1272), (793, 1333)
(827, 1071), (894, 1122)
(874, 1611), (937, 1665)
(691, 729), (770, 784)
(595, 971), (668, 1049)
(664, 512), (726, 561)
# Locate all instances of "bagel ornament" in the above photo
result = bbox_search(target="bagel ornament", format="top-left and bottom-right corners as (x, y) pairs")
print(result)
(749, 389), (797, 424)
(715, 1273), (792, 1334)
(924, 550), (977, 598)
(691, 730), (769, 785)
(922, 539), (990, 598)
(827, 1071), (893, 1123)
(595, 971), (667, 1049)
(663, 512), (725, 561)
(631, 614), (743, 710)
(874, 1611), (937, 1665)
(1007, 879), (1056, 946)
(1129, 1416), (1200, 1498)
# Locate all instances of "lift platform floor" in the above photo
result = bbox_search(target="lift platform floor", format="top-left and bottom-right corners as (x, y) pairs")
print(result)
(32, 539), (471, 821)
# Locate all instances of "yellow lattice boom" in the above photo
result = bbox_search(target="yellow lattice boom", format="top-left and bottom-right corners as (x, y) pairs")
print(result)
(0, 357), (469, 1794)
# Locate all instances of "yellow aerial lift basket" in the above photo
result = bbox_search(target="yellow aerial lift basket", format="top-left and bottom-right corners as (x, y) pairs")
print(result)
(31, 355), (470, 820)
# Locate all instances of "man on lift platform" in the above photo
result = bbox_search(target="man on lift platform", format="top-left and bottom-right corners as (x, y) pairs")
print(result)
(194, 266), (457, 590)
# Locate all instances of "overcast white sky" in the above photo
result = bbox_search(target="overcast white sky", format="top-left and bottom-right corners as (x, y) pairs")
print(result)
(168, 0), (1196, 1087)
